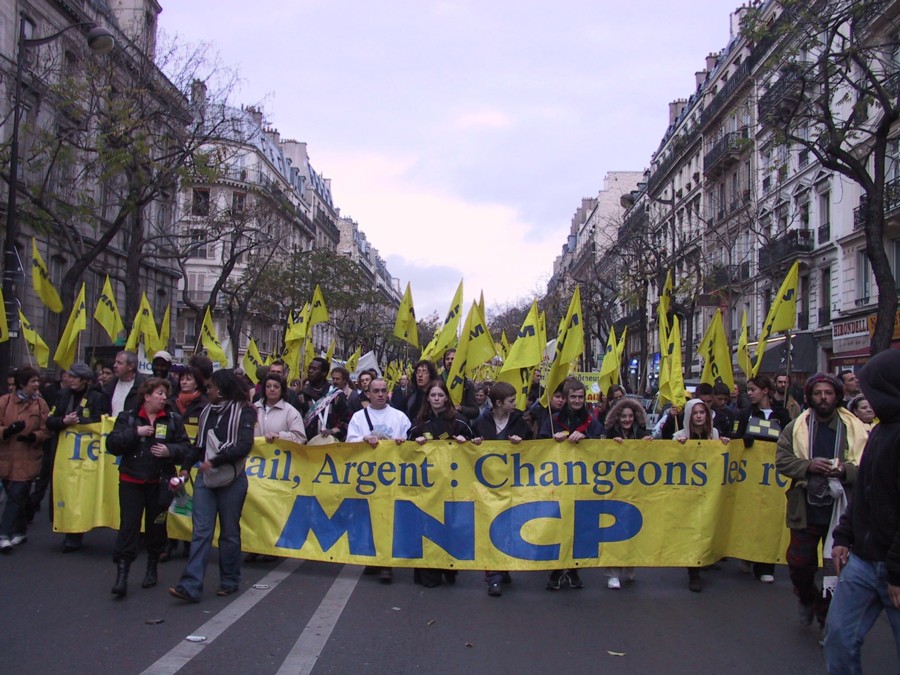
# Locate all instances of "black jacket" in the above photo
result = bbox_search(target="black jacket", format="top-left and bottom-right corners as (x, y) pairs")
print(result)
(299, 382), (350, 441)
(181, 404), (257, 471)
(832, 350), (900, 584)
(408, 411), (474, 441)
(46, 386), (110, 431)
(106, 406), (191, 482)
(473, 410), (532, 441)
(735, 404), (792, 446)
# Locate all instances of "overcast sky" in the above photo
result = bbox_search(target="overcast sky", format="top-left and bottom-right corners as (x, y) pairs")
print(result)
(159, 1), (736, 319)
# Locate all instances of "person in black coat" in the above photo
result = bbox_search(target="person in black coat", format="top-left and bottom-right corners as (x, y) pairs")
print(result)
(407, 380), (473, 588)
(405, 360), (439, 422)
(105, 377), (191, 597)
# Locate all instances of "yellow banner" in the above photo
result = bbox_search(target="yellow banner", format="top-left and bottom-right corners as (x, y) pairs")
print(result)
(53, 422), (792, 569)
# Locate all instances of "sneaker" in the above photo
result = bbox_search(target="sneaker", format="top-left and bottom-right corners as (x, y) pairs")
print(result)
(798, 602), (814, 626)
(487, 583), (502, 597)
(759, 574), (775, 584)
(546, 570), (564, 591)
(9, 534), (26, 547)
(0, 537), (11, 553)
(607, 576), (621, 590)
(566, 570), (584, 589)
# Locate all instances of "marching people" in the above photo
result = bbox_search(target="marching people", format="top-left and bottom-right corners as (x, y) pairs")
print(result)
(346, 377), (411, 584)
(472, 381), (532, 596)
(824, 349), (900, 672)
(440, 349), (479, 422)
(170, 370), (256, 603)
(773, 374), (802, 420)
(407, 379), (474, 588)
(0, 368), (51, 553)
(734, 375), (792, 584)
(775, 373), (867, 638)
(539, 378), (602, 591)
(105, 378), (191, 596)
(298, 357), (350, 442)
(405, 359), (439, 422)
(44, 363), (110, 553)
(390, 372), (412, 412)
(673, 398), (728, 592)
(104, 351), (147, 417)
(847, 393), (877, 435)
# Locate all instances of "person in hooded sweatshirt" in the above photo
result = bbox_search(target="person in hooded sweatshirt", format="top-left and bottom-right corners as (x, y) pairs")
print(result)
(824, 349), (900, 672)
(673, 398), (727, 592)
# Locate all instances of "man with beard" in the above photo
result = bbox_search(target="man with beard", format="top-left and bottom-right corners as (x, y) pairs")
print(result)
(773, 373), (801, 419)
(298, 357), (349, 441)
(825, 349), (900, 672)
(776, 373), (867, 636)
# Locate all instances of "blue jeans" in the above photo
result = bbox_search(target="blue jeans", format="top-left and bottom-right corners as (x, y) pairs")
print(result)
(824, 553), (900, 674)
(177, 471), (248, 598)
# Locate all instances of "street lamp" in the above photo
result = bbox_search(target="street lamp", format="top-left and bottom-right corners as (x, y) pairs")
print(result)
(0, 14), (115, 376)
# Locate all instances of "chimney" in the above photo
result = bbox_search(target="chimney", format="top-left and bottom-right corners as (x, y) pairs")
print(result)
(695, 69), (707, 88)
(668, 100), (687, 125)
(706, 52), (719, 72)
(246, 106), (264, 128)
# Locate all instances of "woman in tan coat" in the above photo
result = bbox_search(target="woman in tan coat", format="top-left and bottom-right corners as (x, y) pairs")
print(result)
(0, 367), (50, 552)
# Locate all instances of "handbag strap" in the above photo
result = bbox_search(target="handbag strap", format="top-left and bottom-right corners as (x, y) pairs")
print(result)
(364, 408), (374, 432)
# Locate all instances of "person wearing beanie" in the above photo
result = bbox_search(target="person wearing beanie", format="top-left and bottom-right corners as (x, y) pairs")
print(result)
(825, 349), (900, 671)
(776, 372), (868, 636)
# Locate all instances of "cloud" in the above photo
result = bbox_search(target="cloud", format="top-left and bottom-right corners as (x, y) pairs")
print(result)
(452, 109), (513, 130)
(317, 149), (552, 317)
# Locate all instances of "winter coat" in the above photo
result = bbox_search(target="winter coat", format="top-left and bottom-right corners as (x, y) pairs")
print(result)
(106, 406), (191, 482)
(46, 386), (110, 431)
(254, 398), (307, 444)
(672, 399), (720, 441)
(408, 411), (474, 441)
(604, 398), (649, 440)
(472, 409), (533, 441)
(0, 393), (50, 481)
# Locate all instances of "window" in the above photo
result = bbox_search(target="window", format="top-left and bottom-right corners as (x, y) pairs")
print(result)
(857, 250), (871, 302)
(191, 188), (210, 216)
(820, 266), (832, 325)
(798, 199), (810, 229)
(188, 230), (210, 259)
(232, 191), (245, 213)
(818, 191), (830, 227)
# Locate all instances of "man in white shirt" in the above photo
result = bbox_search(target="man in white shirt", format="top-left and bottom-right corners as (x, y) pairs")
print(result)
(104, 351), (146, 416)
(346, 378), (409, 584)
(347, 378), (410, 446)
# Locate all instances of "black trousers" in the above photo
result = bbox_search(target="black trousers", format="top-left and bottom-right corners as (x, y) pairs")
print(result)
(113, 480), (167, 563)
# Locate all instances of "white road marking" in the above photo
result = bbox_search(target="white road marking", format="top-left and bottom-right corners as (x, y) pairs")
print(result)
(275, 564), (362, 675)
(141, 558), (303, 675)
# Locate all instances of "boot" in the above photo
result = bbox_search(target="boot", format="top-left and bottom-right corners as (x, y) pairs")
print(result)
(112, 559), (130, 597)
(141, 556), (159, 588)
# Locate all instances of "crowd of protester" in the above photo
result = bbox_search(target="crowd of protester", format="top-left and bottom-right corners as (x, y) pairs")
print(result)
(0, 346), (897, 670)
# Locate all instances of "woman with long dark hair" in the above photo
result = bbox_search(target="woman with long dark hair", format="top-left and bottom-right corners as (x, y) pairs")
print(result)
(106, 377), (190, 596)
(169, 370), (256, 602)
(404, 360), (439, 422)
(407, 380), (473, 587)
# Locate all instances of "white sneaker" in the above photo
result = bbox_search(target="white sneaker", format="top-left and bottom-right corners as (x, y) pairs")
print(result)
(0, 537), (12, 553)
(607, 576), (621, 589)
(9, 534), (26, 547)
(759, 574), (775, 584)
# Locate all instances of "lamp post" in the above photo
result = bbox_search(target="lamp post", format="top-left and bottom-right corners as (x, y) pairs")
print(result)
(0, 14), (115, 376)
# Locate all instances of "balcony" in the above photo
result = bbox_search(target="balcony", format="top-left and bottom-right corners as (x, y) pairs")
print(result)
(181, 290), (212, 304)
(758, 228), (814, 270)
(703, 129), (751, 177)
(704, 262), (751, 291)
(700, 58), (753, 127)
(818, 307), (831, 326)
(817, 222), (830, 244)
(758, 63), (812, 127)
(647, 131), (700, 195)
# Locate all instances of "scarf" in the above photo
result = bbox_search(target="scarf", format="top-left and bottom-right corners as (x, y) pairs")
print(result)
(197, 400), (244, 454)
(175, 390), (201, 415)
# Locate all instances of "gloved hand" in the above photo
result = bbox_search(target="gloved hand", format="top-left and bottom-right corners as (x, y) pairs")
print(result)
(3, 421), (25, 439)
(17, 432), (36, 444)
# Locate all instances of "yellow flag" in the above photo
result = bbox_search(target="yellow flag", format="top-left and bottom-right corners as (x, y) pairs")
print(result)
(201, 306), (227, 366)
(325, 337), (336, 365)
(18, 309), (49, 367)
(287, 303), (310, 342)
(53, 283), (87, 370)
(447, 302), (496, 407)
(498, 302), (543, 410)
(478, 290), (486, 320)
(0, 287), (8, 343)
(94, 275), (124, 340)
(541, 287), (584, 407)
(420, 328), (441, 364)
(753, 261), (799, 376)
(156, 304), (171, 354)
(31, 239), (62, 313)
(242, 338), (264, 383)
(597, 327), (619, 396)
(393, 282), (419, 348)
(738, 310), (752, 377)
(431, 280), (464, 360)
(346, 346), (361, 373)
(660, 315), (687, 408)
(698, 309), (735, 390)
(282, 338), (301, 380)
(616, 327), (627, 364)
(500, 330), (510, 356)
(125, 293), (159, 354)
(309, 285), (329, 328)
(659, 270), (674, 319)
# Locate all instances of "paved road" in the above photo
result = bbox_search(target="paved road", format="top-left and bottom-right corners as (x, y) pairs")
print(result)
(0, 510), (895, 674)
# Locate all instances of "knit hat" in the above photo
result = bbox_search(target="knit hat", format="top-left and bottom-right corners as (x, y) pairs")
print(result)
(804, 372), (843, 403)
(68, 362), (95, 380)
